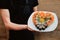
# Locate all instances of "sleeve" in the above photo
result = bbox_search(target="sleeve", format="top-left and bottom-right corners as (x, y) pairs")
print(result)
(32, 0), (39, 7)
(0, 0), (10, 9)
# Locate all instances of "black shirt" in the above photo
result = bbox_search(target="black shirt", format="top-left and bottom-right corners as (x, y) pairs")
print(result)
(0, 0), (38, 24)
(0, 0), (38, 40)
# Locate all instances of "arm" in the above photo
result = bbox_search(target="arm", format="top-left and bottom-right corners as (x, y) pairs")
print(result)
(33, 6), (38, 11)
(0, 9), (27, 30)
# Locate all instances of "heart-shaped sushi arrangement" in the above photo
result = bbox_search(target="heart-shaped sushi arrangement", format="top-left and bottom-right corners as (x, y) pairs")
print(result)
(28, 11), (58, 32)
(32, 11), (54, 30)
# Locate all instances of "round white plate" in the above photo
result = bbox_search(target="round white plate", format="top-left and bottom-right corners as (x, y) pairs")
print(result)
(28, 11), (58, 32)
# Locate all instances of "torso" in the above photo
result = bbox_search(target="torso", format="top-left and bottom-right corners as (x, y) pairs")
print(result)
(9, 0), (33, 24)
(9, 0), (34, 40)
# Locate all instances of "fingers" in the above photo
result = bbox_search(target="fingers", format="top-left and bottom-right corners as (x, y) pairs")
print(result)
(28, 27), (33, 31)
(26, 25), (37, 32)
(27, 27), (36, 32)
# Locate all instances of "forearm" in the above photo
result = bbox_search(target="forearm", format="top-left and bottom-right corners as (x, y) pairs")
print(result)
(0, 9), (27, 30)
(5, 22), (27, 30)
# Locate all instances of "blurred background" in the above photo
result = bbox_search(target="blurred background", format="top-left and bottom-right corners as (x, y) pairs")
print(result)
(34, 0), (60, 40)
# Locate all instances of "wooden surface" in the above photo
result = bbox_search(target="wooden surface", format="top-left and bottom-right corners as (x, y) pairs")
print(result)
(35, 0), (60, 40)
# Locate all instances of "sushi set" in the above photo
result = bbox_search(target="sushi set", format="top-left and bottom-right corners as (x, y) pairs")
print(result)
(28, 11), (58, 32)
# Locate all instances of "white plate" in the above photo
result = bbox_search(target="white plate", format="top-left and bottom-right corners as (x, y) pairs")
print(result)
(28, 11), (58, 32)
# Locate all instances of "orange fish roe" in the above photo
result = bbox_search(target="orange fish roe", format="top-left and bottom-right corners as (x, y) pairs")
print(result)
(39, 12), (46, 18)
(51, 16), (54, 21)
(46, 20), (52, 25)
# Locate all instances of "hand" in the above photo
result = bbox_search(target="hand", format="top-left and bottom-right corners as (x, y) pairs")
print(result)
(27, 26), (36, 32)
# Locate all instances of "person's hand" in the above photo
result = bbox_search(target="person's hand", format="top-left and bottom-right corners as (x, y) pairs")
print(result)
(26, 25), (36, 32)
